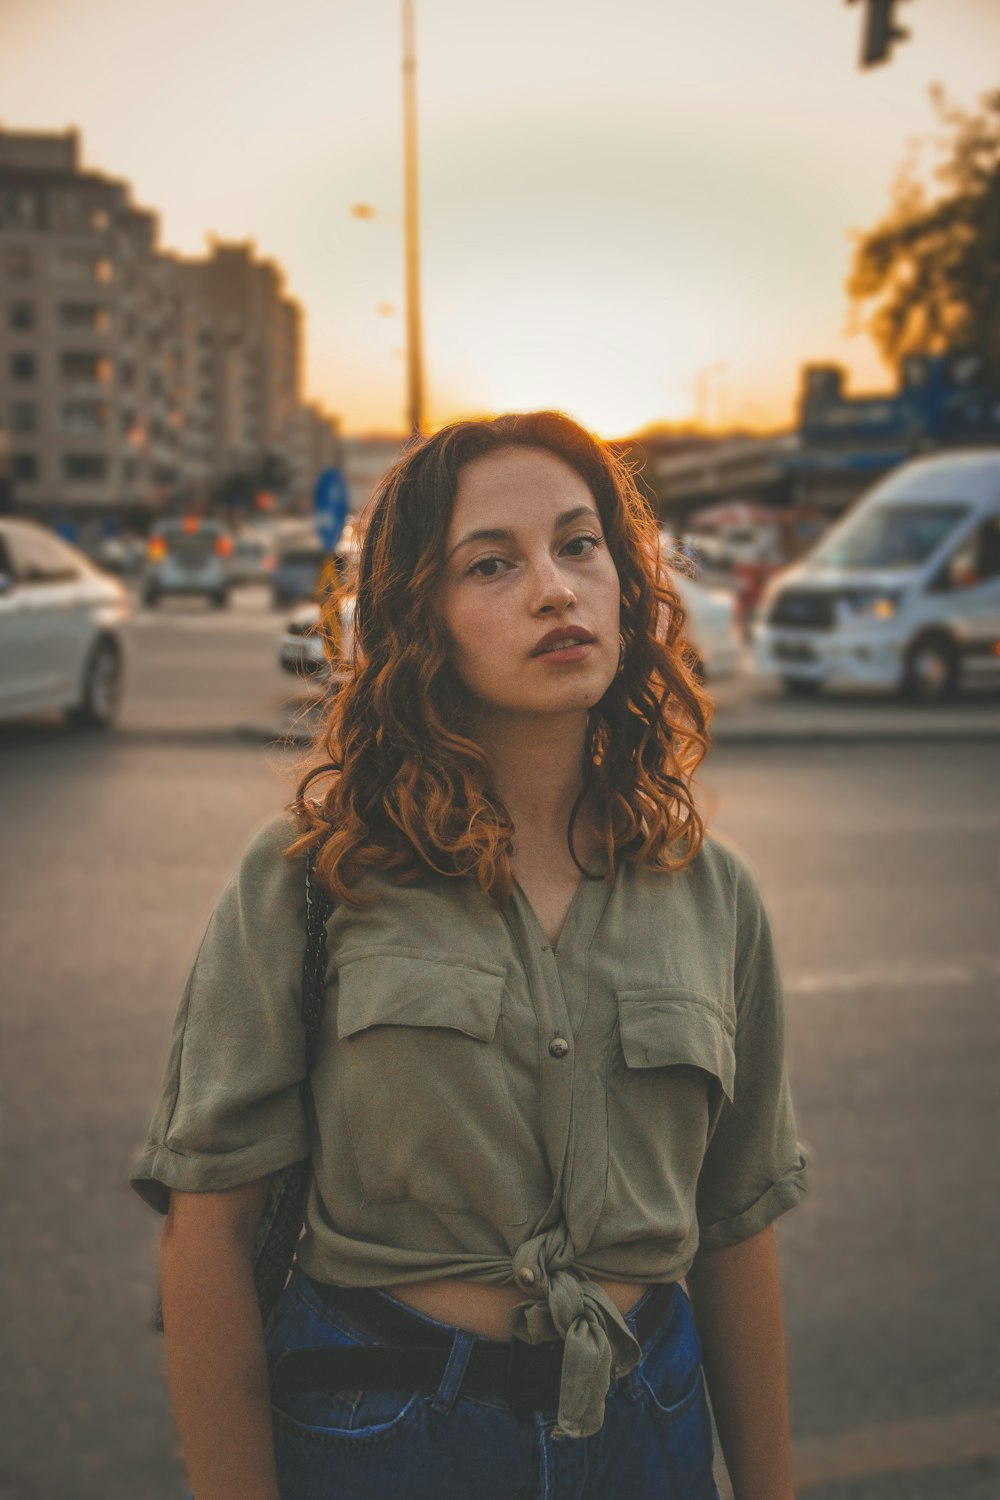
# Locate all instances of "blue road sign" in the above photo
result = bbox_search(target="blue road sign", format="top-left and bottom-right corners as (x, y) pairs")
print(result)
(313, 467), (350, 551)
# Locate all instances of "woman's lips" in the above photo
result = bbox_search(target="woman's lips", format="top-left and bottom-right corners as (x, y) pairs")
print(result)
(531, 638), (594, 664)
(530, 628), (595, 658)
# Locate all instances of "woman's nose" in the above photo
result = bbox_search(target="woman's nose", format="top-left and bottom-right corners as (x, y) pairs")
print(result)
(532, 559), (577, 614)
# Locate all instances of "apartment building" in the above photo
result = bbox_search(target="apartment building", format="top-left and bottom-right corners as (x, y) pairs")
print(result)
(0, 128), (156, 517)
(0, 128), (339, 523)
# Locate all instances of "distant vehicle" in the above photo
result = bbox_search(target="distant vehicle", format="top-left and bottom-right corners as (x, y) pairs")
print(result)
(229, 533), (276, 587)
(142, 517), (234, 608)
(754, 450), (1000, 699)
(0, 518), (131, 729)
(279, 596), (353, 680)
(271, 541), (329, 610)
(671, 573), (742, 681)
(279, 579), (741, 686)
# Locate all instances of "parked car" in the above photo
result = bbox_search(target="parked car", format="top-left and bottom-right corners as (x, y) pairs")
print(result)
(0, 517), (131, 728)
(279, 595), (354, 680)
(754, 450), (1000, 699)
(142, 517), (234, 608)
(672, 573), (742, 680)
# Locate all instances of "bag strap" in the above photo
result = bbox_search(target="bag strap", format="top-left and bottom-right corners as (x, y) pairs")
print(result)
(301, 839), (333, 1065)
(154, 833), (334, 1333)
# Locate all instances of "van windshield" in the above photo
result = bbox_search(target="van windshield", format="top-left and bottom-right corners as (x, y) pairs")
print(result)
(811, 503), (970, 570)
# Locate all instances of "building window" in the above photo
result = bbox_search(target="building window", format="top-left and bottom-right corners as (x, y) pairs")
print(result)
(60, 351), (111, 386)
(8, 301), (36, 331)
(91, 207), (110, 233)
(62, 453), (108, 482)
(1, 190), (37, 228)
(59, 302), (110, 333)
(4, 247), (33, 280)
(11, 352), (37, 381)
(60, 400), (109, 435)
(10, 402), (38, 434)
(120, 360), (136, 390)
(12, 452), (39, 482)
(51, 247), (109, 284)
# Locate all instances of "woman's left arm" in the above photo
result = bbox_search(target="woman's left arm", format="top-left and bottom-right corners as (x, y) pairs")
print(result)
(685, 1224), (795, 1500)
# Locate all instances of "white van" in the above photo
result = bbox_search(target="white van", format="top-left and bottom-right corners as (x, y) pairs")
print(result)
(754, 450), (1000, 699)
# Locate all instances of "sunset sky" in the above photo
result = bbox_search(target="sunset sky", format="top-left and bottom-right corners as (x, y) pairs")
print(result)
(2, 0), (999, 436)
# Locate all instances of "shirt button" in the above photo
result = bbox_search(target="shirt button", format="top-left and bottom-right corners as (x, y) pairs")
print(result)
(548, 1036), (570, 1058)
(517, 1267), (536, 1288)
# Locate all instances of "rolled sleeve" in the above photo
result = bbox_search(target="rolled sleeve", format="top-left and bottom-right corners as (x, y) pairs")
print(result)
(695, 854), (808, 1250)
(128, 813), (312, 1214)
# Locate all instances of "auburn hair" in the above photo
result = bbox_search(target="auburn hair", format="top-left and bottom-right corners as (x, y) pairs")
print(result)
(289, 410), (712, 904)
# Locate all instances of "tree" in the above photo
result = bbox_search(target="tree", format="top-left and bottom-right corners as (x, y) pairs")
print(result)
(847, 88), (1000, 384)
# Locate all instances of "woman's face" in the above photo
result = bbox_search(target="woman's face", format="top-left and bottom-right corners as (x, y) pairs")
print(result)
(438, 445), (621, 721)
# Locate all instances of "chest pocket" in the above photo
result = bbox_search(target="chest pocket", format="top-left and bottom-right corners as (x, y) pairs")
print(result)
(334, 949), (527, 1224)
(605, 988), (736, 1218)
(616, 988), (735, 1103)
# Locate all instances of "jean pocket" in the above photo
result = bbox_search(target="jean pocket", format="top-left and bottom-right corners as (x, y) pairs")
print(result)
(635, 1288), (705, 1421)
(271, 1385), (428, 1446)
(266, 1273), (431, 1446)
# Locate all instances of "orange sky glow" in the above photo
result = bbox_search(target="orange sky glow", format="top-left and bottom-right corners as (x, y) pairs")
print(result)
(2, 0), (999, 437)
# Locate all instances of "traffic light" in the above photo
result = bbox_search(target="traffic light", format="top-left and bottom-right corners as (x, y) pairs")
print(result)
(849, 0), (911, 69)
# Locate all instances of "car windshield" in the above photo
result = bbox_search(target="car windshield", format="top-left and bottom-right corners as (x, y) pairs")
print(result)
(810, 503), (970, 570)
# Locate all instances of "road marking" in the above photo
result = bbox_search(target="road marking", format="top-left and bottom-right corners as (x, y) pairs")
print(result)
(793, 1406), (1000, 1489)
(786, 958), (1000, 995)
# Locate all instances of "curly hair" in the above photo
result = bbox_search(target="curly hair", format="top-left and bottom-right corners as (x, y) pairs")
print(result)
(289, 410), (712, 905)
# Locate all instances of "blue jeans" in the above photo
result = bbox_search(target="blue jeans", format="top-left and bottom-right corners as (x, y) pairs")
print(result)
(252, 1268), (720, 1500)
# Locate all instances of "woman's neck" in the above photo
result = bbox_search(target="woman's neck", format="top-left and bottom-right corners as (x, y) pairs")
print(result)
(474, 708), (592, 852)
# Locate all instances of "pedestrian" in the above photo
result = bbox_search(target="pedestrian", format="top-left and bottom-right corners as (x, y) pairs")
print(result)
(130, 410), (807, 1500)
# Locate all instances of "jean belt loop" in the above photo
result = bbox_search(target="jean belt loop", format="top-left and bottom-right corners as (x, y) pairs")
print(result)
(431, 1329), (474, 1416)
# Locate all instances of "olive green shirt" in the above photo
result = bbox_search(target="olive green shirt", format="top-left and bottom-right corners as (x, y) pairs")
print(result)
(130, 811), (807, 1438)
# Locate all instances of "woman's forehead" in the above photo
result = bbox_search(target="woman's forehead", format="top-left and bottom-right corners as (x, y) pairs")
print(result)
(449, 446), (596, 531)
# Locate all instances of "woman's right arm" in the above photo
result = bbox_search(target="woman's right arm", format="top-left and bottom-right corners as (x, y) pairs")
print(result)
(159, 1176), (281, 1500)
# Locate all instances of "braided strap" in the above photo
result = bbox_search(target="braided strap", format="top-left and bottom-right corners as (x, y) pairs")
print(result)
(155, 838), (332, 1332)
(250, 840), (332, 1324)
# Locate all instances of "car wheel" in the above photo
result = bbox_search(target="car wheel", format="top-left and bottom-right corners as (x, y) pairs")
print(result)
(142, 585), (160, 608)
(67, 638), (123, 730)
(211, 589), (229, 610)
(901, 632), (959, 701)
(781, 677), (822, 698)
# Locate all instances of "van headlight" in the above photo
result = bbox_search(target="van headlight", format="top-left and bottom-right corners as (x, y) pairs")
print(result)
(843, 590), (903, 619)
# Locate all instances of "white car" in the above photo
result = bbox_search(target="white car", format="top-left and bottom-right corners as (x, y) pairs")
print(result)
(279, 581), (740, 684)
(0, 518), (131, 728)
(671, 573), (742, 681)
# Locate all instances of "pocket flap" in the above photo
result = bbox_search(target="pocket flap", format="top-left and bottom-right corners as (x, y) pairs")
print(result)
(336, 951), (505, 1043)
(616, 988), (735, 1101)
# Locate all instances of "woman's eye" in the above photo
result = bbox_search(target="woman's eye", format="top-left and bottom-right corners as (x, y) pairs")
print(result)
(467, 555), (510, 578)
(562, 533), (601, 557)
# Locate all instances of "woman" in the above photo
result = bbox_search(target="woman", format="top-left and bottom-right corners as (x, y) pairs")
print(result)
(131, 411), (807, 1500)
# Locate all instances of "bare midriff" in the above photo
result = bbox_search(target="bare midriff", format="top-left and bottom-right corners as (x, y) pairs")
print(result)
(391, 1277), (648, 1342)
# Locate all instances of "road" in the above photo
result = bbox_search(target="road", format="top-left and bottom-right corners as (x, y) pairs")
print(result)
(0, 592), (997, 1500)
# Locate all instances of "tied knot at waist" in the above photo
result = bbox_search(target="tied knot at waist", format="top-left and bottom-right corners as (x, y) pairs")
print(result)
(508, 1242), (642, 1438)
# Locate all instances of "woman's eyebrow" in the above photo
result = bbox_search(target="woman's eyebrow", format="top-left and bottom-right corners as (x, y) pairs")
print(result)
(448, 506), (599, 560)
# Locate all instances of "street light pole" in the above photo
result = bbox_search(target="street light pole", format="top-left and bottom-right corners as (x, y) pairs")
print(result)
(401, 0), (425, 435)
